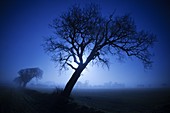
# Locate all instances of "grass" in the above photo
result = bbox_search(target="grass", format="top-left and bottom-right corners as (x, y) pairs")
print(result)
(0, 86), (105, 113)
(72, 88), (170, 113)
(0, 86), (170, 113)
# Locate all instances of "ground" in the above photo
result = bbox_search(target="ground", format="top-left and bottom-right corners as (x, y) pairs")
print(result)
(0, 86), (170, 113)
(0, 86), (104, 113)
(72, 88), (170, 113)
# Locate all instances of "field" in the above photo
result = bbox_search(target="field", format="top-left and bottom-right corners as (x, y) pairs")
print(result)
(72, 88), (170, 113)
(0, 86), (170, 113)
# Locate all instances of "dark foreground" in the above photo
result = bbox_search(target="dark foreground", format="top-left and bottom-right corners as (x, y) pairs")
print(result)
(72, 88), (170, 113)
(0, 86), (104, 113)
(0, 86), (170, 113)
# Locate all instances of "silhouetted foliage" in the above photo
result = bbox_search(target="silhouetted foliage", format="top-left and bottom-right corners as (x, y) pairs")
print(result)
(14, 67), (43, 88)
(43, 4), (156, 97)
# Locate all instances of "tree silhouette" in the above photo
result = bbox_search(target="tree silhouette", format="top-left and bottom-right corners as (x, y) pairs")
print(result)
(14, 67), (43, 87)
(43, 4), (156, 97)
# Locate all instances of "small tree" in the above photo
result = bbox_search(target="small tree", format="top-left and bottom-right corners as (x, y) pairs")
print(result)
(43, 4), (156, 97)
(14, 67), (43, 87)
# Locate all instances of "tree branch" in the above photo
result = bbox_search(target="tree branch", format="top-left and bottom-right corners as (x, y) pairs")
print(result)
(44, 4), (156, 70)
(66, 63), (76, 70)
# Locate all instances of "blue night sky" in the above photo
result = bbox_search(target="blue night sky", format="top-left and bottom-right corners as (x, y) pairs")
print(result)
(0, 0), (170, 87)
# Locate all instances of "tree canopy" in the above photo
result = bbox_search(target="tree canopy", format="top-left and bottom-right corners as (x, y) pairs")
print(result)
(14, 67), (43, 87)
(43, 4), (156, 97)
(44, 4), (156, 70)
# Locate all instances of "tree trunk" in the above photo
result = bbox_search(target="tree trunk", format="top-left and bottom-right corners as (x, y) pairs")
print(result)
(62, 51), (94, 97)
(62, 64), (86, 97)
(23, 82), (27, 88)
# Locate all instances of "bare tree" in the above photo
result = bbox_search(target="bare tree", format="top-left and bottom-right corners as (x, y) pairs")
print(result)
(14, 67), (43, 87)
(43, 4), (156, 97)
